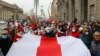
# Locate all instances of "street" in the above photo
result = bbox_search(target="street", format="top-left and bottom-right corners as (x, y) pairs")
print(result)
(0, 23), (7, 32)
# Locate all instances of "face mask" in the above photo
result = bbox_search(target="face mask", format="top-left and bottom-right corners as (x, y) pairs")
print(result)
(46, 29), (51, 33)
(79, 27), (83, 32)
(1, 34), (8, 39)
(34, 30), (38, 33)
(23, 22), (27, 26)
(25, 29), (29, 33)
(85, 32), (89, 35)
(72, 29), (76, 32)
(11, 25), (14, 28)
(24, 28), (29, 33)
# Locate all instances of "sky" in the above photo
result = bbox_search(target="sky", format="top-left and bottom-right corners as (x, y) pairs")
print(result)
(2, 0), (53, 18)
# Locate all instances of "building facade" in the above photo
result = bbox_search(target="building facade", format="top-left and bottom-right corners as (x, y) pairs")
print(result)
(51, 0), (58, 19)
(0, 0), (23, 20)
(55, 0), (100, 22)
(88, 0), (100, 21)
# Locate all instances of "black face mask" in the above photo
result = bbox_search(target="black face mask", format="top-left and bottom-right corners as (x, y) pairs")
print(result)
(44, 30), (56, 37)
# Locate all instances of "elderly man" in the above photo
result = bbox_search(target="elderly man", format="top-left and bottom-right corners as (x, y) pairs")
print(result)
(7, 26), (91, 56)
(90, 31), (100, 56)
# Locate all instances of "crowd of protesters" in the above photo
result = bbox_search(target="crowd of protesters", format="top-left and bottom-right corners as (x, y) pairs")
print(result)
(0, 18), (100, 56)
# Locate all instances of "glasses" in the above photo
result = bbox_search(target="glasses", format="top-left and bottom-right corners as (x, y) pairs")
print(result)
(94, 35), (100, 37)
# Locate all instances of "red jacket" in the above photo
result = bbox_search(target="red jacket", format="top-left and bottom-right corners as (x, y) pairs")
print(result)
(17, 23), (23, 32)
(13, 33), (22, 42)
(68, 31), (80, 38)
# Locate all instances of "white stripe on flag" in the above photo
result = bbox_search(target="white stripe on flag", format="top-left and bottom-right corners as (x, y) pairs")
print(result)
(6, 32), (41, 56)
(57, 36), (91, 56)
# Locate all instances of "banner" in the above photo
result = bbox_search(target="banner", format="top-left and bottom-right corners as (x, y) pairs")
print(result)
(7, 32), (91, 56)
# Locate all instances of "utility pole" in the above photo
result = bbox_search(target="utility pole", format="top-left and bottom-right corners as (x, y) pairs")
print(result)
(41, 5), (45, 20)
(48, 1), (52, 18)
(34, 0), (39, 20)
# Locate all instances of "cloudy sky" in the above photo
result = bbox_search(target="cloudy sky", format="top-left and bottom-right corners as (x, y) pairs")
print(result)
(2, 0), (53, 17)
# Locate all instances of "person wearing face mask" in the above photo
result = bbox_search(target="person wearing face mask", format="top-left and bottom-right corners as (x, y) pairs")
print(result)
(43, 26), (56, 37)
(7, 25), (91, 56)
(38, 26), (45, 36)
(80, 27), (93, 49)
(0, 34), (4, 56)
(68, 26), (80, 38)
(7, 21), (16, 40)
(0, 29), (13, 56)
(13, 27), (24, 42)
(90, 31), (100, 56)
(57, 24), (67, 37)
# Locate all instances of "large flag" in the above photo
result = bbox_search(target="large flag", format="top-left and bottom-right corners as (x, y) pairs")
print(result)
(6, 32), (91, 56)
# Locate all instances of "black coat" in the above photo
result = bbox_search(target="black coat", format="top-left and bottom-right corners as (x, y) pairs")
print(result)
(90, 41), (100, 56)
(0, 34), (13, 56)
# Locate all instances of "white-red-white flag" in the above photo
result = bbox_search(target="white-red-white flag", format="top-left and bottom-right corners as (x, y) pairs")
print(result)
(7, 32), (91, 56)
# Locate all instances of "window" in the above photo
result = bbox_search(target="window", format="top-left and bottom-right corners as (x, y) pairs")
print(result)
(90, 5), (95, 20)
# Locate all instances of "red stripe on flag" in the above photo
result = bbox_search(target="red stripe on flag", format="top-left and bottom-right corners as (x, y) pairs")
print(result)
(37, 36), (62, 56)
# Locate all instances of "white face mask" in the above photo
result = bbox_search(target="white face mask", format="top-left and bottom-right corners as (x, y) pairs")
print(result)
(85, 32), (89, 35)
(72, 29), (76, 32)
(23, 22), (27, 26)
(45, 27), (52, 32)
(45, 28), (52, 33)
(24, 28), (29, 33)
(34, 30), (38, 33)
(11, 25), (14, 28)
(79, 27), (83, 32)
(1, 34), (7, 39)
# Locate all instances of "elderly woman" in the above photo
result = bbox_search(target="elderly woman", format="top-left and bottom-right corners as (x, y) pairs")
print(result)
(90, 31), (100, 56)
